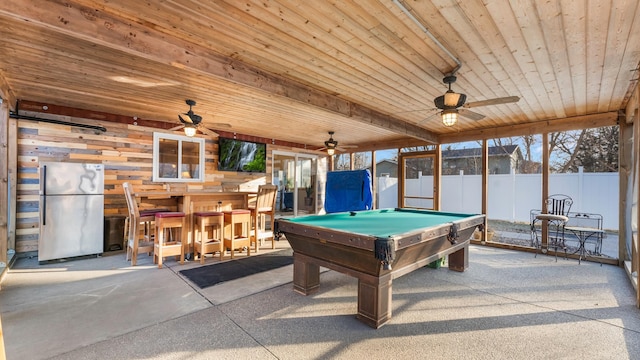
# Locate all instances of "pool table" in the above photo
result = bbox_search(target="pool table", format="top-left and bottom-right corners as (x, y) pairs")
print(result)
(275, 208), (485, 328)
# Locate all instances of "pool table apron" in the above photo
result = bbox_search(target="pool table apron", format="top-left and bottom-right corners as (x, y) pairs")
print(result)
(277, 214), (484, 328)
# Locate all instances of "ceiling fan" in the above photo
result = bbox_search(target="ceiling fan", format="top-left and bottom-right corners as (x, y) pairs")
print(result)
(319, 131), (358, 155)
(429, 75), (520, 126)
(169, 99), (224, 137)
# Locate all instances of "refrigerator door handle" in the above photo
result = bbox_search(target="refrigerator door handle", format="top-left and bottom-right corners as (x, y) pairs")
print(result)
(42, 165), (46, 225)
(42, 165), (47, 195)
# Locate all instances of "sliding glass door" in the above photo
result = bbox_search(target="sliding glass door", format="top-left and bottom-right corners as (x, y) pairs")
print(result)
(272, 151), (318, 217)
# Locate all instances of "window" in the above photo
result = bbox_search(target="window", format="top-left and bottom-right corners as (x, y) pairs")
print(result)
(153, 132), (205, 182)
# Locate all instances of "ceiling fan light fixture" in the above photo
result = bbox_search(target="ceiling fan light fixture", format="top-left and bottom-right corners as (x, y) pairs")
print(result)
(324, 131), (338, 156)
(179, 99), (203, 126)
(441, 109), (458, 126)
(444, 90), (461, 107)
(184, 123), (197, 137)
(435, 75), (468, 110)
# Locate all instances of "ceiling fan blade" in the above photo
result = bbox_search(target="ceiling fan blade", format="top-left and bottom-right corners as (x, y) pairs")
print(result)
(335, 146), (357, 152)
(179, 114), (193, 124)
(190, 114), (202, 125)
(169, 124), (185, 131)
(458, 109), (486, 121)
(199, 127), (219, 137)
(418, 111), (440, 125)
(211, 122), (232, 128)
(318, 147), (348, 154)
(395, 107), (437, 114)
(463, 96), (520, 108)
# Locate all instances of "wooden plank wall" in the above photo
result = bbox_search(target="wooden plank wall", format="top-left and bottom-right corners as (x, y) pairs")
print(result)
(0, 102), (7, 267)
(14, 111), (319, 255)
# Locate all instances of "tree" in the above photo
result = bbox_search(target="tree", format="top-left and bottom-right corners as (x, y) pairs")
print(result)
(566, 126), (619, 172)
(548, 126), (618, 173)
(549, 130), (582, 172)
(353, 152), (371, 170)
(334, 154), (350, 170)
(334, 152), (371, 171)
(519, 134), (540, 173)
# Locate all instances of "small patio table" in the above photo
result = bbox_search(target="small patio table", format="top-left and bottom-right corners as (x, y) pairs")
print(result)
(565, 226), (605, 265)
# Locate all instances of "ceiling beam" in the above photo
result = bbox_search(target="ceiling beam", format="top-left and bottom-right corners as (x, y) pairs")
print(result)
(625, 83), (639, 125)
(438, 112), (619, 144)
(0, 0), (438, 143)
(303, 111), (620, 151)
(349, 137), (432, 152)
(0, 70), (16, 111)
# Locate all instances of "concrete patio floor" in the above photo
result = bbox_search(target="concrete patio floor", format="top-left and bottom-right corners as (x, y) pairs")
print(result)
(0, 241), (639, 360)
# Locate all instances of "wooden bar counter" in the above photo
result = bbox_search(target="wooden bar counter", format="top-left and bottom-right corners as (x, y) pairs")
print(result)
(135, 190), (255, 255)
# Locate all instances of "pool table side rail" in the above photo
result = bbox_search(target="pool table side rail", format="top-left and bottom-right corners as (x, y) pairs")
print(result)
(276, 220), (377, 251)
(276, 213), (485, 252)
(393, 214), (485, 250)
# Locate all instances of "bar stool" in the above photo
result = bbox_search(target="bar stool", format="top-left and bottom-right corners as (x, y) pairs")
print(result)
(223, 209), (252, 259)
(139, 208), (169, 239)
(122, 182), (169, 266)
(124, 209), (167, 265)
(154, 211), (186, 268)
(193, 211), (225, 264)
(248, 184), (278, 252)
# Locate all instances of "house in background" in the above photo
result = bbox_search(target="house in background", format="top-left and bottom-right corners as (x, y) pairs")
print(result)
(375, 159), (399, 178)
(372, 159), (422, 178)
(373, 145), (539, 177)
(442, 145), (533, 175)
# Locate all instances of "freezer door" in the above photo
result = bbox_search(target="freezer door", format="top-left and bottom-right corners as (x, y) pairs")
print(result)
(40, 162), (104, 195)
(38, 194), (104, 261)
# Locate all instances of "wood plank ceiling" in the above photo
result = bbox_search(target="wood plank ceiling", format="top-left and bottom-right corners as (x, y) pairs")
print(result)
(0, 0), (638, 150)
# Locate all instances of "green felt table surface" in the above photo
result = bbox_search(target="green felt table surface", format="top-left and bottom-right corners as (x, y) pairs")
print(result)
(284, 208), (478, 238)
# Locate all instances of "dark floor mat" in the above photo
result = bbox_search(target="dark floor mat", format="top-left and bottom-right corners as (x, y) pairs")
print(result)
(179, 248), (293, 289)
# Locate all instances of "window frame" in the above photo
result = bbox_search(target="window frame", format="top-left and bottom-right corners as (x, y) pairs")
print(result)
(152, 132), (205, 183)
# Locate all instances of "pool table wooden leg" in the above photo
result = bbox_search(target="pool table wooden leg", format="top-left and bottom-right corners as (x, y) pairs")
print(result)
(448, 244), (469, 272)
(356, 273), (392, 329)
(293, 254), (320, 295)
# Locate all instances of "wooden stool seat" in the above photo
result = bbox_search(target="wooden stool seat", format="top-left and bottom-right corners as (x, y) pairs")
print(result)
(154, 211), (186, 269)
(194, 211), (225, 216)
(139, 208), (169, 217)
(193, 211), (225, 264)
(223, 209), (252, 259)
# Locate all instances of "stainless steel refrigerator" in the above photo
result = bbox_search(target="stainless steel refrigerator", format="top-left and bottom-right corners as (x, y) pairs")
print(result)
(39, 162), (104, 262)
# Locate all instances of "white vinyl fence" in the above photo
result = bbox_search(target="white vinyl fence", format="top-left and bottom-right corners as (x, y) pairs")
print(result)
(377, 168), (619, 230)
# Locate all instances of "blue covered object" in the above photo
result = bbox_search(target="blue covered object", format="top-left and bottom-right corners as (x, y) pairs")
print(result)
(324, 169), (373, 213)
